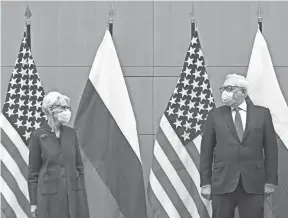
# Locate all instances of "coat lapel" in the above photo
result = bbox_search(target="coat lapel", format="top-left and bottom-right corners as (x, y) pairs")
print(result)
(220, 100), (255, 142)
(59, 125), (71, 150)
(221, 105), (241, 141)
(41, 122), (61, 147)
(242, 101), (254, 141)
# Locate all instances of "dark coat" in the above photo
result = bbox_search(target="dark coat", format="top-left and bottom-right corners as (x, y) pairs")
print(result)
(28, 122), (90, 218)
(200, 100), (278, 194)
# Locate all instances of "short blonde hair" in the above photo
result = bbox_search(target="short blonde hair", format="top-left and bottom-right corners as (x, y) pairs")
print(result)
(42, 91), (70, 115)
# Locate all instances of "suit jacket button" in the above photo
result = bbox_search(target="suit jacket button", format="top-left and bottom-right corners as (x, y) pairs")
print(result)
(59, 154), (64, 160)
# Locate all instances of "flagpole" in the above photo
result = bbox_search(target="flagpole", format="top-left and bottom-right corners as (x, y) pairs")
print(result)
(190, 0), (196, 38)
(24, 5), (32, 50)
(257, 1), (262, 33)
(108, 2), (114, 37)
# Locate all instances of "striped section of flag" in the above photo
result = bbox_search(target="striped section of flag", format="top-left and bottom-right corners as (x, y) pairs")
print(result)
(74, 30), (147, 218)
(247, 28), (288, 218)
(0, 26), (46, 217)
(147, 29), (214, 218)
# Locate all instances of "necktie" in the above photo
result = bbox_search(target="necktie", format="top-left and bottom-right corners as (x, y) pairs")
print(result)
(234, 107), (244, 140)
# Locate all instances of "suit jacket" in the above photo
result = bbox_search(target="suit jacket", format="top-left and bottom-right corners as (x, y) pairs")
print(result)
(199, 100), (278, 194)
(28, 122), (89, 218)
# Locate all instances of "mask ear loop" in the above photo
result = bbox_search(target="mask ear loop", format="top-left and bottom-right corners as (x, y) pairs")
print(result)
(240, 88), (247, 97)
(49, 107), (55, 115)
(48, 105), (57, 116)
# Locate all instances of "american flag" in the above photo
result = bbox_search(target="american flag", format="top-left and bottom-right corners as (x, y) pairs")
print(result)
(147, 29), (215, 218)
(1, 26), (46, 218)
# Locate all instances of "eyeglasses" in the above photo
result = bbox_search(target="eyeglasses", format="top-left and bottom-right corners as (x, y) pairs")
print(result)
(53, 105), (71, 111)
(219, 86), (242, 92)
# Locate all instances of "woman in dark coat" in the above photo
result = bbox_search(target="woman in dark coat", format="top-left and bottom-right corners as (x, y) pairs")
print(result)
(28, 91), (89, 218)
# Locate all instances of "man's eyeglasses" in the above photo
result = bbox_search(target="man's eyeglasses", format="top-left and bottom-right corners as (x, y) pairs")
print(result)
(53, 105), (71, 111)
(219, 86), (241, 92)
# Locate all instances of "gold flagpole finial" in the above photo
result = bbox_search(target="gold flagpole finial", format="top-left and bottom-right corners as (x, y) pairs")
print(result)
(109, 2), (114, 24)
(24, 5), (32, 22)
(257, 2), (262, 22)
(190, 0), (196, 24)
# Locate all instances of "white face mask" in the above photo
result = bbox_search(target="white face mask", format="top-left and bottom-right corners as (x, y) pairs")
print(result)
(221, 91), (236, 106)
(56, 110), (71, 124)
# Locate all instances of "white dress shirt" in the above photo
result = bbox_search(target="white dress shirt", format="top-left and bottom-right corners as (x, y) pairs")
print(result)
(231, 100), (247, 130)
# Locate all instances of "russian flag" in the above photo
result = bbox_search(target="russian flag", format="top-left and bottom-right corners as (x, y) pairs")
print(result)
(246, 28), (288, 218)
(74, 30), (147, 218)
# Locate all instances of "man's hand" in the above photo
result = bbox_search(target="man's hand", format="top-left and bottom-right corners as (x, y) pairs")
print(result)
(265, 183), (275, 198)
(201, 185), (212, 201)
(31, 205), (38, 217)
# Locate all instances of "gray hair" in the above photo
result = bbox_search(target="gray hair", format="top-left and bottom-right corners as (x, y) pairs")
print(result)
(225, 73), (249, 90)
(42, 91), (70, 115)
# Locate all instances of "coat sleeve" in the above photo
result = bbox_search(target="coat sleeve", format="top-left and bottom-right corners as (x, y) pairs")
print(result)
(199, 109), (216, 187)
(74, 131), (88, 197)
(28, 132), (42, 205)
(263, 108), (278, 185)
(75, 131), (84, 177)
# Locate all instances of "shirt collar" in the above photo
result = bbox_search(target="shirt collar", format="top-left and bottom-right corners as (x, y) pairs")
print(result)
(231, 100), (247, 112)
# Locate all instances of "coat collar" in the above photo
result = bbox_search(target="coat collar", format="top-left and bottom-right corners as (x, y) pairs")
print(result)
(40, 122), (65, 147)
(242, 100), (254, 141)
(220, 99), (254, 142)
(221, 105), (239, 141)
(41, 122), (63, 133)
(40, 122), (71, 150)
(231, 100), (247, 112)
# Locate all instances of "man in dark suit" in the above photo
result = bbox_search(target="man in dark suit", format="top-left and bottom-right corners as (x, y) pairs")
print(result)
(199, 73), (278, 218)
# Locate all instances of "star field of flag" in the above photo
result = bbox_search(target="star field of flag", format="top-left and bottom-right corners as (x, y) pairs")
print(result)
(2, 29), (46, 145)
(164, 30), (215, 145)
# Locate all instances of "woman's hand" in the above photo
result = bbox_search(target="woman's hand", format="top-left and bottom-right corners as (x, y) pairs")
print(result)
(201, 185), (212, 201)
(31, 205), (38, 217)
